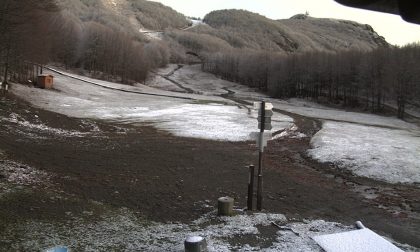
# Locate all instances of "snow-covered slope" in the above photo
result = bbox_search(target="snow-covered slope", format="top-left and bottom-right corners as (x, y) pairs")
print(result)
(11, 68), (292, 142)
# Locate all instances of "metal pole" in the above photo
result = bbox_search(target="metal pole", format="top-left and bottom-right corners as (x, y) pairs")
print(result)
(247, 165), (255, 210)
(257, 101), (265, 211)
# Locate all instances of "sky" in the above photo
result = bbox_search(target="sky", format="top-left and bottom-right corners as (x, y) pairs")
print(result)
(152, 0), (420, 46)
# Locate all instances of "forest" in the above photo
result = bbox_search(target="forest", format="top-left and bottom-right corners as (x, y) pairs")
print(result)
(0, 0), (172, 86)
(202, 45), (420, 119)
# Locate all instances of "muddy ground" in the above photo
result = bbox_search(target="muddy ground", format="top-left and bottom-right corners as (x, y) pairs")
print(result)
(0, 94), (419, 249)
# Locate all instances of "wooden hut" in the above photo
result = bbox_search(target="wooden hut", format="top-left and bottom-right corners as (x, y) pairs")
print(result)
(37, 74), (54, 89)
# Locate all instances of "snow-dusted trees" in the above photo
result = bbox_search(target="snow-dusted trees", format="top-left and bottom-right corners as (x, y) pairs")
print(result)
(203, 45), (420, 118)
(144, 41), (170, 69)
(166, 30), (232, 54)
(203, 49), (278, 91)
(49, 11), (84, 69)
(0, 0), (184, 87)
(0, 0), (173, 86)
(388, 44), (420, 118)
(77, 22), (149, 83)
(130, 0), (189, 30)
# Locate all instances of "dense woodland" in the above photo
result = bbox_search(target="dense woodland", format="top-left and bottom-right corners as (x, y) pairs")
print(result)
(0, 0), (173, 85)
(0, 0), (56, 87)
(1, 1), (419, 119)
(56, 0), (189, 33)
(202, 45), (420, 118)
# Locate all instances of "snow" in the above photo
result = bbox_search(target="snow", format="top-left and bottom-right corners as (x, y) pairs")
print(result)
(11, 68), (293, 142)
(45, 246), (68, 252)
(5, 208), (414, 252)
(10, 65), (420, 184)
(169, 65), (268, 100)
(145, 75), (185, 92)
(269, 99), (418, 131)
(313, 228), (404, 252)
(185, 236), (204, 243)
(253, 97), (420, 185)
(0, 160), (50, 198)
(272, 124), (308, 140)
(123, 103), (291, 141)
(183, 19), (205, 31)
(1, 112), (88, 138)
(308, 121), (420, 185)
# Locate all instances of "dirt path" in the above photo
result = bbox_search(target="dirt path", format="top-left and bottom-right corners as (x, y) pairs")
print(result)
(158, 65), (196, 94)
(0, 94), (419, 248)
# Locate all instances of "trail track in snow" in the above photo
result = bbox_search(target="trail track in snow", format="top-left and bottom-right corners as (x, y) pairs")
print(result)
(46, 66), (196, 101)
(154, 64), (196, 94)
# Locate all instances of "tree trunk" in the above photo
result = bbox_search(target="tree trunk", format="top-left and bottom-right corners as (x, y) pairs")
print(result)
(397, 95), (405, 119)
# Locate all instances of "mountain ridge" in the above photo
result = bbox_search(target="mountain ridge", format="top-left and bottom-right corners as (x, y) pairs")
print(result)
(56, 1), (389, 54)
(201, 9), (388, 53)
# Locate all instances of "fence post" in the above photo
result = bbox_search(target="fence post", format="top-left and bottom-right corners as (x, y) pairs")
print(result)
(247, 165), (255, 210)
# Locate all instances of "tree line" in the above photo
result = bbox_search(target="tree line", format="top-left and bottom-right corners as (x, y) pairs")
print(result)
(0, 0), (171, 87)
(203, 45), (420, 119)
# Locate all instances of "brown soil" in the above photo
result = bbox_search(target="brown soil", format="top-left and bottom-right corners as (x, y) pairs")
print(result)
(0, 94), (419, 248)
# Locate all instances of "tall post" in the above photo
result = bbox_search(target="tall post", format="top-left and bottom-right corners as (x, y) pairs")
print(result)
(247, 165), (255, 210)
(257, 101), (265, 211)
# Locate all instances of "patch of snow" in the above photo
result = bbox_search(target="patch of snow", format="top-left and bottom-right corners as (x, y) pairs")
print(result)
(185, 236), (203, 243)
(170, 65), (268, 100)
(272, 124), (308, 140)
(145, 31), (164, 40)
(291, 132), (308, 139)
(153, 64), (180, 76)
(0, 160), (50, 197)
(1, 113), (87, 138)
(11, 69), (293, 142)
(269, 99), (419, 131)
(125, 103), (292, 141)
(308, 121), (420, 185)
(313, 228), (403, 252)
(4, 209), (414, 251)
(182, 19), (205, 31)
(144, 75), (185, 93)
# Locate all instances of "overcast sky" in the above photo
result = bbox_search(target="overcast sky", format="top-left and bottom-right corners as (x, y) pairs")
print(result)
(153, 0), (420, 46)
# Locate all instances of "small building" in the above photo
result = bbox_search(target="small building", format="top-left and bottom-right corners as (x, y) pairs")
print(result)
(37, 74), (54, 89)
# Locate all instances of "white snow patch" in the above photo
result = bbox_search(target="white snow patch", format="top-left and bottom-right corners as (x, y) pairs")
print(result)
(313, 228), (403, 252)
(0, 160), (50, 197)
(11, 70), (293, 142)
(269, 99), (419, 131)
(185, 236), (203, 243)
(170, 65), (268, 100)
(125, 103), (292, 141)
(272, 124), (308, 140)
(308, 121), (420, 185)
(7, 209), (415, 252)
(144, 75), (185, 92)
(2, 209), (352, 252)
(1, 113), (86, 137)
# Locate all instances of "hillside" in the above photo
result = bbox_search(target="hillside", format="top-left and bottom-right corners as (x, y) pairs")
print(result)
(199, 9), (388, 53)
(56, 0), (189, 39)
(56, 2), (388, 53)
